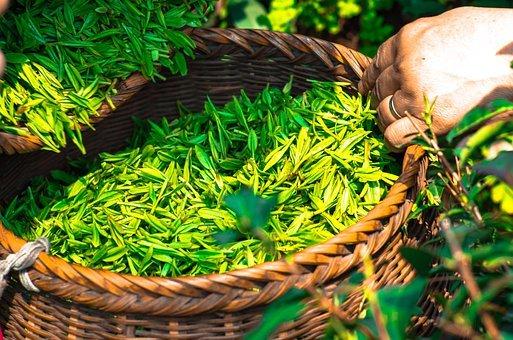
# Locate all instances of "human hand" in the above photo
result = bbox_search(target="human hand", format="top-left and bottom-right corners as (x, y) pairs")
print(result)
(358, 7), (513, 150)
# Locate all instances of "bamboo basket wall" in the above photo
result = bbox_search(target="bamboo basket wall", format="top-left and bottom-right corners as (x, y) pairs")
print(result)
(0, 29), (437, 339)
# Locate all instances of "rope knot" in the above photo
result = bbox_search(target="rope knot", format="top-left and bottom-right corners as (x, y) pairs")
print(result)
(0, 238), (50, 297)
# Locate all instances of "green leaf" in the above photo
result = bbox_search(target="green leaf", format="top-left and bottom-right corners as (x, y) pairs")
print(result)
(213, 230), (241, 244)
(194, 145), (214, 170)
(95, 6), (108, 14)
(400, 246), (437, 276)
(263, 138), (294, 171)
(475, 151), (513, 187)
(348, 272), (364, 285)
(224, 187), (276, 232)
(245, 288), (308, 340)
(456, 121), (513, 165)
(378, 278), (427, 339)
(173, 52), (187, 76)
(491, 182), (513, 214)
(228, 0), (268, 29)
(5, 53), (29, 63)
(248, 129), (258, 158)
(502, 332), (513, 340)
(447, 99), (513, 142)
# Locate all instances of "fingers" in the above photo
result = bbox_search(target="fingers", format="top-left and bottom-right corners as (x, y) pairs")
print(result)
(0, 0), (8, 13)
(384, 116), (429, 150)
(377, 95), (398, 128)
(376, 89), (424, 131)
(372, 65), (400, 102)
(358, 36), (397, 94)
(390, 90), (424, 118)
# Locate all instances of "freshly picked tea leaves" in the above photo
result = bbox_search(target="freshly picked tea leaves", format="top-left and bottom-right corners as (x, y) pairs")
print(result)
(1, 81), (399, 277)
(0, 0), (216, 152)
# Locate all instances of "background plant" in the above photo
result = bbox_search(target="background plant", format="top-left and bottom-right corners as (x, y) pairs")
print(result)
(210, 0), (513, 55)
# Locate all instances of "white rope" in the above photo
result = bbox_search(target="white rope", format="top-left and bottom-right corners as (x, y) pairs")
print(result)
(0, 238), (49, 298)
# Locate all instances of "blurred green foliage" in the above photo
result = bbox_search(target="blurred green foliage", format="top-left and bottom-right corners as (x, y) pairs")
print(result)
(213, 0), (513, 56)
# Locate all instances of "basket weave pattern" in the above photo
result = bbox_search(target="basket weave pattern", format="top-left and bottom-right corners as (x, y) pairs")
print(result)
(0, 29), (434, 339)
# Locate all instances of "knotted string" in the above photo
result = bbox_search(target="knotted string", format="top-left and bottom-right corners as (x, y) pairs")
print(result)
(0, 238), (49, 298)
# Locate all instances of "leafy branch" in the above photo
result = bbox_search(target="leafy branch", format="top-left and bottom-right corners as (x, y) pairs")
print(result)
(404, 108), (502, 339)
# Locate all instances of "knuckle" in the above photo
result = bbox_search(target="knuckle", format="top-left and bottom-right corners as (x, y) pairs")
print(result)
(374, 37), (396, 69)
(394, 61), (410, 77)
(384, 127), (402, 150)
(397, 23), (418, 40)
(375, 48), (384, 67)
(397, 19), (431, 42)
(445, 6), (474, 15)
(358, 75), (372, 94)
(394, 59), (424, 85)
(373, 49), (386, 69)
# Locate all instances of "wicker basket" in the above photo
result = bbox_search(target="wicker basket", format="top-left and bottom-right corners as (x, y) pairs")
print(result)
(0, 29), (436, 339)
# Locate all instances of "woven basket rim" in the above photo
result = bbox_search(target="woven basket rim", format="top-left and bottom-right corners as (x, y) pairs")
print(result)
(0, 28), (427, 316)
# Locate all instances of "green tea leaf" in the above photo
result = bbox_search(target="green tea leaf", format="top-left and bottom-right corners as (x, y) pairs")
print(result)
(225, 187), (276, 232)
(400, 246), (437, 277)
(447, 99), (513, 142)
(475, 151), (513, 187)
(245, 288), (308, 340)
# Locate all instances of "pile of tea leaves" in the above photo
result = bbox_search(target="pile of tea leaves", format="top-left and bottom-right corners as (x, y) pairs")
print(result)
(0, 0), (215, 152)
(1, 82), (399, 277)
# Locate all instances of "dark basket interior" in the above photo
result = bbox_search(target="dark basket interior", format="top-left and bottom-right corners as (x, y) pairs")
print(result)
(0, 50), (353, 203)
